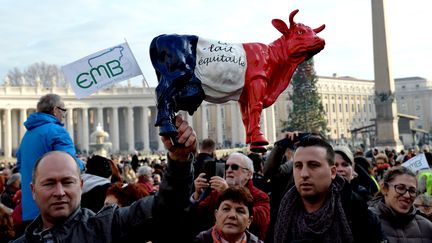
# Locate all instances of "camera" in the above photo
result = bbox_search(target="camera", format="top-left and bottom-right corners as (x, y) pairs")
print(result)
(275, 132), (312, 150)
(203, 160), (225, 181)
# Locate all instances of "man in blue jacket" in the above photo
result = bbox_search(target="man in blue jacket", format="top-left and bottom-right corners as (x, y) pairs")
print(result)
(16, 94), (84, 225)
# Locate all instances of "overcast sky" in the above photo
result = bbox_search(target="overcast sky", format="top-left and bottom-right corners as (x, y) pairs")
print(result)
(1, 0), (431, 87)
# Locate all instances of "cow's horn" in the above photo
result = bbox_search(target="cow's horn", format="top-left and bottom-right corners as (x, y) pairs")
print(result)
(313, 24), (326, 33)
(289, 9), (299, 27)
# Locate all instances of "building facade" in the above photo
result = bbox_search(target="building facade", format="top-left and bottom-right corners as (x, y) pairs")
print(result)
(0, 81), (276, 159)
(273, 75), (376, 143)
(395, 77), (432, 132)
(2, 75), (429, 159)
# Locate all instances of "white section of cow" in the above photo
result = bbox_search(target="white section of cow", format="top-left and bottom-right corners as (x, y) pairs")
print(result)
(195, 38), (247, 103)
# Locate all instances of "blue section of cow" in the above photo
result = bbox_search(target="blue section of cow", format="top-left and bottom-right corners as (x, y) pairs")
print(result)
(150, 34), (199, 81)
(87, 46), (125, 67)
(150, 34), (206, 136)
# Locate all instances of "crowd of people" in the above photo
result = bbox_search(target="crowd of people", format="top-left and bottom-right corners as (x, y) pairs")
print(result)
(1, 93), (432, 242)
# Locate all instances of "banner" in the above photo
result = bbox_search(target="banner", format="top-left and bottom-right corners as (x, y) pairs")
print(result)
(62, 42), (142, 99)
(401, 153), (430, 173)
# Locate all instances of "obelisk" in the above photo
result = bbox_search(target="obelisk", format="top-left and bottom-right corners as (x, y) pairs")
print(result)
(371, 0), (403, 149)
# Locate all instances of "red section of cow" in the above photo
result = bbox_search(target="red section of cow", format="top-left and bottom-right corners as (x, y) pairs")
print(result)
(239, 9), (325, 150)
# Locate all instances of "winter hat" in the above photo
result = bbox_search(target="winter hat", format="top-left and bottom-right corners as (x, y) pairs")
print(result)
(86, 155), (112, 178)
(7, 173), (21, 186)
(334, 146), (354, 165)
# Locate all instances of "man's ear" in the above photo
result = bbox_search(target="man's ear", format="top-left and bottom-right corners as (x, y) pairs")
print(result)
(330, 165), (337, 179)
(31, 183), (36, 200)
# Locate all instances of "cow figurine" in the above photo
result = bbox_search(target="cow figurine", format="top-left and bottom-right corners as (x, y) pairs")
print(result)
(150, 9), (325, 152)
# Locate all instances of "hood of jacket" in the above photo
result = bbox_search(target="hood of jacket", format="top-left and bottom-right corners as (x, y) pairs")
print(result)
(24, 112), (62, 130)
(370, 197), (417, 227)
(81, 173), (111, 193)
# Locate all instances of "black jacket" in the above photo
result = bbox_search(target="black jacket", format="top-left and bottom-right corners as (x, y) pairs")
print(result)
(339, 179), (387, 243)
(12, 157), (194, 243)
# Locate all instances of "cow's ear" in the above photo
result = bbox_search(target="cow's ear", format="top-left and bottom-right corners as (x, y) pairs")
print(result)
(272, 19), (290, 35)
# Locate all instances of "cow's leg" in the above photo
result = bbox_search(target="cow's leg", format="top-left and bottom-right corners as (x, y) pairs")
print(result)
(155, 78), (177, 137)
(239, 101), (251, 144)
(242, 79), (269, 146)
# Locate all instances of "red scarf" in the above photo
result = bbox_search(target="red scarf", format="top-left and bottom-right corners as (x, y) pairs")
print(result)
(211, 226), (247, 243)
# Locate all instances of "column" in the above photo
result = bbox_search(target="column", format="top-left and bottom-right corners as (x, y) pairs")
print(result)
(97, 107), (104, 128)
(111, 107), (120, 153)
(216, 104), (223, 145)
(67, 108), (74, 141)
(371, 0), (402, 149)
(201, 103), (208, 139)
(230, 102), (239, 146)
(11, 110), (19, 149)
(238, 111), (246, 146)
(266, 105), (277, 144)
(82, 108), (89, 155)
(19, 108), (27, 141)
(127, 106), (135, 152)
(77, 109), (83, 151)
(142, 106), (150, 152)
(4, 109), (12, 158)
(261, 110), (268, 139)
(0, 110), (3, 149)
(157, 127), (164, 151)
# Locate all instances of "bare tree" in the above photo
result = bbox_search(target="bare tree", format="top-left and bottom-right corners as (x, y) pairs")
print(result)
(6, 62), (67, 87)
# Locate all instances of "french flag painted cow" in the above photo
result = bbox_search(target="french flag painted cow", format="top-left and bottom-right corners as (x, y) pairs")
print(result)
(150, 9), (325, 152)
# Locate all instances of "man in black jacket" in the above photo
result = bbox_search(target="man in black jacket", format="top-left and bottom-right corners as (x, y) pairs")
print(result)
(12, 115), (196, 243)
(271, 135), (387, 243)
(194, 138), (217, 179)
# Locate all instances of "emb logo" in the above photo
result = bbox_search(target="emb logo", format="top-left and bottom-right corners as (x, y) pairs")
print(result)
(76, 60), (124, 89)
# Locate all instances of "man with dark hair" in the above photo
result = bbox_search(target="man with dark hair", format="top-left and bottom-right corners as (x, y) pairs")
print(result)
(194, 138), (217, 179)
(16, 93), (84, 225)
(12, 115), (197, 243)
(273, 136), (386, 243)
(248, 152), (269, 193)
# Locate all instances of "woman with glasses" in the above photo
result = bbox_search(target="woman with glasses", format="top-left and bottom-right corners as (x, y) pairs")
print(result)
(369, 166), (432, 242)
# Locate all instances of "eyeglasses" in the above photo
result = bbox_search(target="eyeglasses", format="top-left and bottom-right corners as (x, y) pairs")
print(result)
(225, 164), (249, 171)
(387, 183), (417, 197)
(56, 106), (67, 113)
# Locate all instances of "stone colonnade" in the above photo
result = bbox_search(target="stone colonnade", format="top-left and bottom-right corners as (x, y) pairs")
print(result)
(0, 85), (277, 158)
